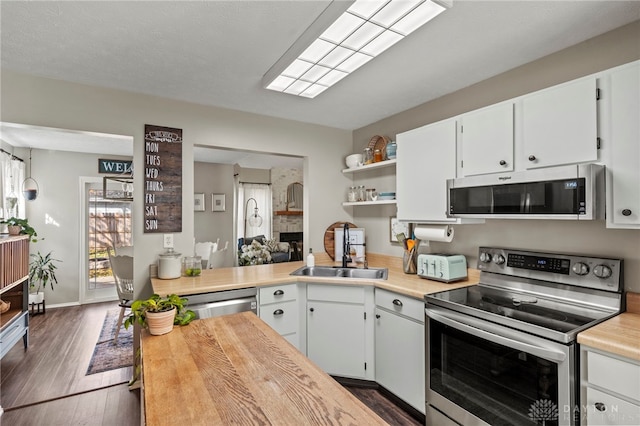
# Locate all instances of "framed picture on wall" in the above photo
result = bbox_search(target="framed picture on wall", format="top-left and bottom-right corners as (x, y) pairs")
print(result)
(194, 193), (205, 212)
(212, 193), (226, 212)
(390, 217), (411, 243)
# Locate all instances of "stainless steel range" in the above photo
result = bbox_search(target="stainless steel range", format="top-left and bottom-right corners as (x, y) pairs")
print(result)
(425, 247), (624, 426)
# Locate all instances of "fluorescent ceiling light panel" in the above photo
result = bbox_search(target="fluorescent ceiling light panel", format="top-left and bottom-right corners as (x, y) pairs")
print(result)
(263, 0), (451, 98)
(319, 46), (355, 68)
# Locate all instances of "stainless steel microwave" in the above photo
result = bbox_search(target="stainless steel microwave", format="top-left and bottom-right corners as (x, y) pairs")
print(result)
(447, 163), (605, 220)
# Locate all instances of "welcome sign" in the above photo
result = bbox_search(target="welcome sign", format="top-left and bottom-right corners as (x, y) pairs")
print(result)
(98, 159), (133, 174)
(143, 124), (182, 233)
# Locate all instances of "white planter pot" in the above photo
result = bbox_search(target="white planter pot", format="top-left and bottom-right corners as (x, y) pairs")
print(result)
(28, 292), (44, 304)
(146, 307), (176, 336)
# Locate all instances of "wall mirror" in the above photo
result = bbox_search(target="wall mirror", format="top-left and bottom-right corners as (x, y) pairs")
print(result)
(286, 182), (303, 211)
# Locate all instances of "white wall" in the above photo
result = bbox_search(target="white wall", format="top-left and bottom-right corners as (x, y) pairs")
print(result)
(194, 161), (235, 268)
(1, 73), (353, 300)
(20, 149), (133, 305)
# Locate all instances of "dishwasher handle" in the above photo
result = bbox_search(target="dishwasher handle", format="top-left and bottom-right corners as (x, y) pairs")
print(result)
(190, 296), (257, 319)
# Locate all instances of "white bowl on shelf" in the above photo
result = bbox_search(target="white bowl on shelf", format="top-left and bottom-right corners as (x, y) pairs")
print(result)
(345, 154), (363, 169)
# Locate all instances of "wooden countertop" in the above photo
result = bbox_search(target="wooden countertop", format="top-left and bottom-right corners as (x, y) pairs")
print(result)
(578, 292), (640, 362)
(151, 252), (479, 300)
(141, 311), (388, 426)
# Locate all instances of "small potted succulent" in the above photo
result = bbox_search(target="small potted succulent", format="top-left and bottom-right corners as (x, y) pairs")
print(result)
(124, 293), (195, 335)
(1, 217), (39, 242)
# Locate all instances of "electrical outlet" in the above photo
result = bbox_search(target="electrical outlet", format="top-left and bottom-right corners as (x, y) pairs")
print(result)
(163, 234), (173, 249)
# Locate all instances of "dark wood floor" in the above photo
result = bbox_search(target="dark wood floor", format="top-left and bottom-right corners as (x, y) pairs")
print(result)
(1, 302), (421, 425)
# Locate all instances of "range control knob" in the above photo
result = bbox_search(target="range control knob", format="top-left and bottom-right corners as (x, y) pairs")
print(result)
(479, 252), (492, 263)
(593, 265), (613, 279)
(572, 262), (590, 276)
(493, 254), (506, 265)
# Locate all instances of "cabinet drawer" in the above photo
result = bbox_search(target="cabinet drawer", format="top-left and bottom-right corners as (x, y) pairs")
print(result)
(586, 386), (640, 426)
(259, 284), (298, 305)
(375, 288), (424, 323)
(259, 300), (298, 335)
(307, 284), (364, 304)
(588, 351), (640, 400)
(1, 310), (28, 359)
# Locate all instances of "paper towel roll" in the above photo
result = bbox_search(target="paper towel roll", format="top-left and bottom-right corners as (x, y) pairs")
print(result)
(413, 225), (454, 243)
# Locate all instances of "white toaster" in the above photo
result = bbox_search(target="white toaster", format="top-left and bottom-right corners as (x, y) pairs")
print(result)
(417, 254), (468, 283)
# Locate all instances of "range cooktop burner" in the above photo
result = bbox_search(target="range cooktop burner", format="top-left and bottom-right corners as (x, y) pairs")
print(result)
(439, 286), (594, 334)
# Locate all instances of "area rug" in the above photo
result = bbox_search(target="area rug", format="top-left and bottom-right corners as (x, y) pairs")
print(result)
(86, 308), (133, 375)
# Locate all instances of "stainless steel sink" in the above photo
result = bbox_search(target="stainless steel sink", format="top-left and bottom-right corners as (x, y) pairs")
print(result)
(290, 265), (388, 280)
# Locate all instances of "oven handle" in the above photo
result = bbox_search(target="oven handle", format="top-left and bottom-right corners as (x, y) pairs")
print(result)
(426, 307), (566, 363)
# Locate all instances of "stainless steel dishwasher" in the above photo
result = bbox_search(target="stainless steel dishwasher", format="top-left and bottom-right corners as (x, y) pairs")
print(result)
(185, 287), (257, 319)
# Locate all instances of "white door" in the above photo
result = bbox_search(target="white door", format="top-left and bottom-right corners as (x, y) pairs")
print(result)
(396, 118), (458, 222)
(522, 77), (598, 169)
(80, 178), (133, 304)
(306, 301), (366, 378)
(375, 308), (425, 413)
(460, 102), (514, 176)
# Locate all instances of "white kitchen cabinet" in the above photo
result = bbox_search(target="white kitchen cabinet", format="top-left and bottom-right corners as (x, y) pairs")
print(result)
(603, 61), (640, 228)
(306, 284), (374, 380)
(259, 283), (304, 352)
(522, 77), (599, 169)
(580, 346), (640, 426)
(374, 289), (425, 414)
(396, 118), (458, 223)
(459, 101), (514, 176)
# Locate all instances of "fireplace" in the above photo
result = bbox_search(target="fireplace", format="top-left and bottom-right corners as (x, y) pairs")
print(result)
(280, 232), (303, 261)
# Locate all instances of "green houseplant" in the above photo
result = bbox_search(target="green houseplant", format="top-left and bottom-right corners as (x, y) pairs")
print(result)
(1, 217), (40, 242)
(28, 251), (61, 305)
(124, 293), (195, 335)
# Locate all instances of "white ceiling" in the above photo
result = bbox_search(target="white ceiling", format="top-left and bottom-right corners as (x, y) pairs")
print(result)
(1, 0), (639, 166)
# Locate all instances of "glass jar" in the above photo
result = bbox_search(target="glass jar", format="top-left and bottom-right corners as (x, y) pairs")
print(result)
(365, 188), (374, 201)
(363, 147), (373, 165)
(347, 186), (357, 202)
(183, 256), (202, 277)
(158, 249), (182, 279)
(374, 149), (383, 162)
(357, 185), (366, 202)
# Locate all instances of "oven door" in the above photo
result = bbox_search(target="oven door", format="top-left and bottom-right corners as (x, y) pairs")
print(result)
(425, 305), (577, 426)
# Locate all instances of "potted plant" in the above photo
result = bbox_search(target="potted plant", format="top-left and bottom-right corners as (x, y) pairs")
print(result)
(124, 293), (195, 335)
(28, 251), (61, 305)
(1, 217), (40, 242)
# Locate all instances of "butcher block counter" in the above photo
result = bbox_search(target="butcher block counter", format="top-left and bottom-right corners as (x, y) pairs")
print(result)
(578, 292), (640, 361)
(151, 252), (479, 300)
(141, 311), (388, 426)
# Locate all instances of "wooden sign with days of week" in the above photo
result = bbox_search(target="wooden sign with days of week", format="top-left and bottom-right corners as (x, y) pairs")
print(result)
(144, 124), (182, 233)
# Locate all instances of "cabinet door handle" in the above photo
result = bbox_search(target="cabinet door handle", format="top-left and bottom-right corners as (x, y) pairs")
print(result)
(309, 307), (314, 312)
(273, 290), (284, 296)
(392, 299), (403, 307)
(622, 209), (632, 216)
(594, 402), (606, 412)
(499, 160), (507, 166)
(273, 309), (284, 316)
(528, 155), (536, 162)
(375, 314), (381, 319)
